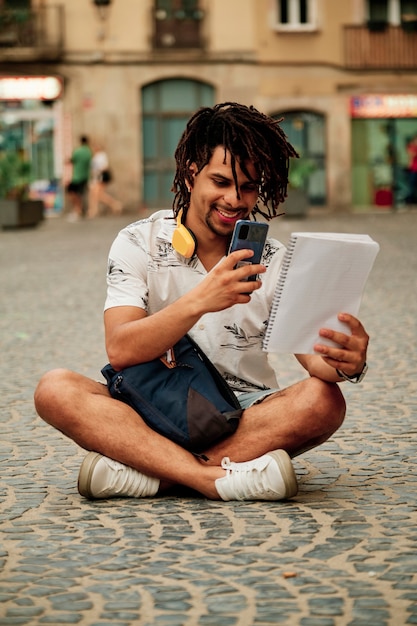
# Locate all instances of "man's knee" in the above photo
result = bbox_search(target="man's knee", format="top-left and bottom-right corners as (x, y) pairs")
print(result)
(307, 376), (346, 429)
(34, 368), (73, 417)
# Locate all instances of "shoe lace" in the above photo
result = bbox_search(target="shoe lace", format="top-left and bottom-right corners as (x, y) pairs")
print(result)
(108, 459), (153, 496)
(221, 457), (267, 499)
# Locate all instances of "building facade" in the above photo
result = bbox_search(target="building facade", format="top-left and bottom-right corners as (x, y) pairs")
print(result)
(0, 0), (416, 214)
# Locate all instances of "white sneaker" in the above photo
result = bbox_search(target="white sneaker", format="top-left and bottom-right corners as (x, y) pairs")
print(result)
(77, 452), (160, 500)
(215, 450), (298, 501)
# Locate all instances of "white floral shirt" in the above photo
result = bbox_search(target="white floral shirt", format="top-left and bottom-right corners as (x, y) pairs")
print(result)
(105, 210), (286, 393)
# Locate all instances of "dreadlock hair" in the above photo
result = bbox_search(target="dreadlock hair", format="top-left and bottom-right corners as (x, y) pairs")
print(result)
(172, 102), (299, 221)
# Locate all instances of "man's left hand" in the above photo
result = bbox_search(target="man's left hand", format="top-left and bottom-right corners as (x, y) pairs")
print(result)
(313, 312), (369, 377)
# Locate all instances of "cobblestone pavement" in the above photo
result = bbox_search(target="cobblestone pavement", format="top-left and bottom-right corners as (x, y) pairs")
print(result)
(1, 209), (416, 626)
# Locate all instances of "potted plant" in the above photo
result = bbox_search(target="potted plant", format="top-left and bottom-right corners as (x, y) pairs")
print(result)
(0, 151), (44, 228)
(283, 156), (316, 218)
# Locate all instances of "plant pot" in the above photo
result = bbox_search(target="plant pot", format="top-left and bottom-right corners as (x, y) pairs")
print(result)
(0, 199), (44, 229)
(282, 188), (309, 218)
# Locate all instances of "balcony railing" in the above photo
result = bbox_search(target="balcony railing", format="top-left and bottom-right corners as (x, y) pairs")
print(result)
(152, 7), (204, 49)
(344, 25), (417, 69)
(0, 6), (64, 59)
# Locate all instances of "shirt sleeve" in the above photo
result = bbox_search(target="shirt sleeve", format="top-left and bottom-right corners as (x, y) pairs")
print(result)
(104, 229), (149, 312)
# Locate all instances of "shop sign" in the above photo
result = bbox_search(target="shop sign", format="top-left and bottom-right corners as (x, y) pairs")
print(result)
(0, 76), (62, 101)
(350, 95), (417, 118)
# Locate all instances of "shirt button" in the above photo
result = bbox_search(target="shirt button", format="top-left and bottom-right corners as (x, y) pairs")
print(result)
(198, 323), (205, 330)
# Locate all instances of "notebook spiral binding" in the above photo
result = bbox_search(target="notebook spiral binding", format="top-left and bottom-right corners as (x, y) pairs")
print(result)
(263, 235), (297, 350)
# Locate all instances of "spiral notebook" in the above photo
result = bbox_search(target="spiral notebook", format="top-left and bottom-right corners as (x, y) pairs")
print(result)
(262, 232), (380, 354)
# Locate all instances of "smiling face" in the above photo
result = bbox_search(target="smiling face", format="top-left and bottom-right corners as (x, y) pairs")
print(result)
(186, 146), (260, 242)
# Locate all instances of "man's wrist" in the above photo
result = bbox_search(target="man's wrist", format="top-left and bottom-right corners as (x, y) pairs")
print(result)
(336, 362), (368, 384)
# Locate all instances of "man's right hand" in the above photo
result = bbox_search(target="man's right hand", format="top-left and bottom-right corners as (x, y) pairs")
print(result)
(192, 249), (266, 313)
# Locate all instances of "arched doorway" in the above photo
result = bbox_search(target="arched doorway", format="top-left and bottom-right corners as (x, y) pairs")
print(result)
(274, 110), (327, 205)
(141, 78), (214, 209)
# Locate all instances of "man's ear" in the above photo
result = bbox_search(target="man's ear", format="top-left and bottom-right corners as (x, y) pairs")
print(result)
(187, 162), (197, 186)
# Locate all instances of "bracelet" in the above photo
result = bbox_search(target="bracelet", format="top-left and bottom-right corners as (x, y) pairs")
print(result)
(336, 363), (368, 384)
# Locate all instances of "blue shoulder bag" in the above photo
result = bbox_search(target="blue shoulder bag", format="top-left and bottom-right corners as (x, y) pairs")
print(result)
(101, 335), (243, 454)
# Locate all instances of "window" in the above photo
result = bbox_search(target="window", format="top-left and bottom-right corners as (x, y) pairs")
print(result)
(401, 0), (417, 16)
(367, 0), (417, 26)
(155, 0), (202, 20)
(400, 0), (417, 29)
(154, 0), (204, 48)
(3, 0), (30, 7)
(368, 0), (388, 22)
(274, 0), (317, 31)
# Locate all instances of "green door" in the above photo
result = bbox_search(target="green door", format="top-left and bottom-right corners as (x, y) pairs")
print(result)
(142, 78), (214, 209)
(276, 110), (326, 205)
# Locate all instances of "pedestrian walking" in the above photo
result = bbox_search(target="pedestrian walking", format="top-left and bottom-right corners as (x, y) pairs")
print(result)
(66, 135), (92, 221)
(87, 144), (122, 218)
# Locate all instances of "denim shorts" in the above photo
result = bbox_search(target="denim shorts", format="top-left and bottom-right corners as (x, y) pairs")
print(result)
(237, 388), (280, 410)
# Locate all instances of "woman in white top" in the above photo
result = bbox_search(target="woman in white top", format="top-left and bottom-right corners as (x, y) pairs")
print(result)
(88, 144), (123, 218)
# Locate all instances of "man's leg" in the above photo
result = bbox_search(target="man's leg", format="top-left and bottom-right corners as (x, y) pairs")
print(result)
(67, 190), (83, 219)
(87, 181), (100, 218)
(34, 368), (224, 499)
(203, 376), (346, 465)
(98, 183), (123, 215)
(34, 370), (344, 500)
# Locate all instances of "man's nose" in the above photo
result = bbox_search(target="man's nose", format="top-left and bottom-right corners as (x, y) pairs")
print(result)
(223, 188), (241, 207)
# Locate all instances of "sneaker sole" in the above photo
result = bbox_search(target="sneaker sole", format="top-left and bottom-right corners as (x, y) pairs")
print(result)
(77, 451), (103, 499)
(268, 450), (298, 498)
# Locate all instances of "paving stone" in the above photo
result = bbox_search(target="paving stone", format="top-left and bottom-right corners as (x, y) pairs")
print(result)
(1, 211), (417, 624)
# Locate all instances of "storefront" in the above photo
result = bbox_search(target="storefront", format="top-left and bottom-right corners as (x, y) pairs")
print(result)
(0, 75), (64, 214)
(351, 94), (417, 209)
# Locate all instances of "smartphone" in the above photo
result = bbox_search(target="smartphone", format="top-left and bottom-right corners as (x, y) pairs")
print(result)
(228, 220), (269, 281)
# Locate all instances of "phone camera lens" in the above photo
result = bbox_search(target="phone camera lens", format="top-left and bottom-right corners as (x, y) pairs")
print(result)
(240, 225), (249, 239)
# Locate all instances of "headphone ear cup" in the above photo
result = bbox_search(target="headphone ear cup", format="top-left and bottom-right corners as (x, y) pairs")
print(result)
(172, 223), (197, 258)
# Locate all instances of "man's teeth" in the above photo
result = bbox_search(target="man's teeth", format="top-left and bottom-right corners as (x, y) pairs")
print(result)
(218, 209), (238, 218)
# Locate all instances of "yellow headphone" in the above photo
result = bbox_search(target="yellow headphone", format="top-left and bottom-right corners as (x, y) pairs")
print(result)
(172, 208), (197, 258)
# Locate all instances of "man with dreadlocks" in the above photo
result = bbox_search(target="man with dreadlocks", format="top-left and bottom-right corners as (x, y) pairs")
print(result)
(35, 103), (369, 502)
